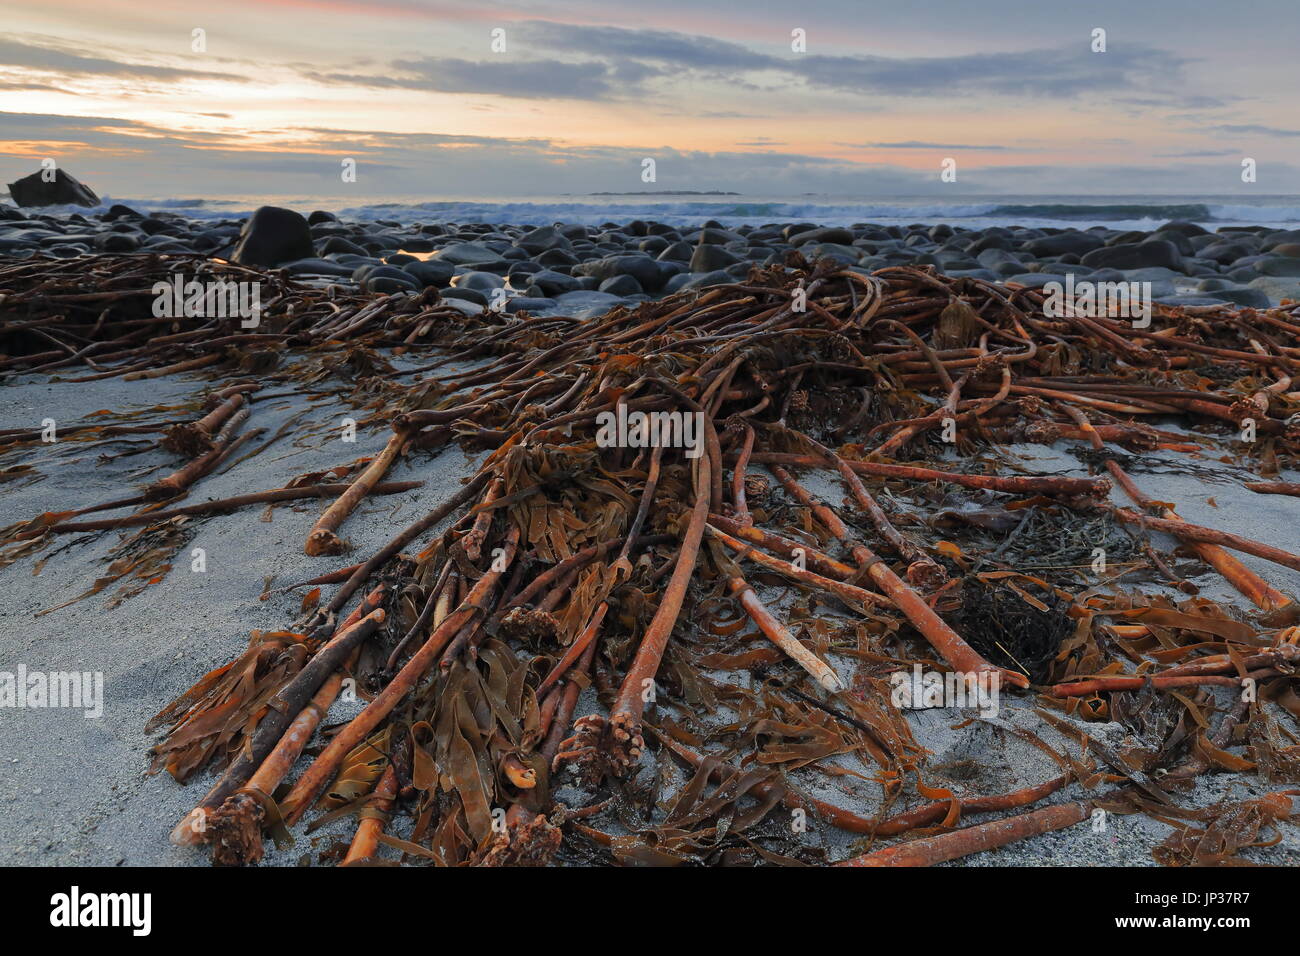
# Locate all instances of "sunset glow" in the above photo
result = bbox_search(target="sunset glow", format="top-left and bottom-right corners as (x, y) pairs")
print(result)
(3, 0), (1299, 197)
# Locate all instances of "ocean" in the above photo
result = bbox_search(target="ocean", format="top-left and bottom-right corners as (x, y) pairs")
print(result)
(7, 193), (1300, 232)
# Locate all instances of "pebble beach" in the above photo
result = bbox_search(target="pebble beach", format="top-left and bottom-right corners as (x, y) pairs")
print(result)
(5, 198), (1300, 315)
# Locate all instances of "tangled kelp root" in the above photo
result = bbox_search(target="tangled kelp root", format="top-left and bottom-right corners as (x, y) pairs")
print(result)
(206, 792), (267, 868)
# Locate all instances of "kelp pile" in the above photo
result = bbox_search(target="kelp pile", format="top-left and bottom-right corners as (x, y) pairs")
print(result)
(0, 252), (466, 378)
(4, 251), (1300, 866)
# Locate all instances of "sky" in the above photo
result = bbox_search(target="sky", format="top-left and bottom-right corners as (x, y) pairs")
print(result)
(1, 0), (1299, 199)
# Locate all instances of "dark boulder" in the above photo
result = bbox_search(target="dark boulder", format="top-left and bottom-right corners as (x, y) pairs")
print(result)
(969, 233), (1012, 253)
(1104, 229), (1150, 247)
(514, 225), (572, 254)
(403, 259), (456, 287)
(1022, 232), (1105, 257)
(662, 273), (694, 295)
(1215, 287), (1273, 308)
(688, 227), (746, 245)
(524, 269), (582, 296)
(575, 254), (664, 289)
(366, 275), (420, 294)
(6, 168), (100, 207)
(1198, 240), (1257, 265)
(453, 270), (505, 292)
(1257, 257), (1300, 278)
(93, 231), (141, 252)
(231, 206), (314, 267)
(679, 269), (732, 290)
(782, 223), (819, 240)
(599, 274), (643, 296)
(656, 241), (694, 263)
(504, 296), (553, 314)
(789, 226), (856, 247)
(1150, 230), (1195, 256)
(1080, 239), (1183, 271)
(441, 287), (488, 306)
(102, 203), (143, 221)
(536, 248), (579, 267)
(689, 243), (741, 273)
(279, 258), (356, 278)
(1157, 220), (1210, 237)
(319, 235), (369, 257)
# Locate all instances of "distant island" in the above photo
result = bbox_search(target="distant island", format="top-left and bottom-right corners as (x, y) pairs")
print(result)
(586, 190), (741, 196)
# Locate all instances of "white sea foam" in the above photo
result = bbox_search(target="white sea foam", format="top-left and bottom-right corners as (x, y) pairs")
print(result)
(5, 194), (1300, 231)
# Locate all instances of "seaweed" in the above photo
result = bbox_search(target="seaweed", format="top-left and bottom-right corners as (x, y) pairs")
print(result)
(3, 252), (1299, 867)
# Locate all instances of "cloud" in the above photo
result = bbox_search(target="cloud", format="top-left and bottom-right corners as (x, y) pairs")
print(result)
(848, 141), (1013, 151)
(0, 110), (957, 196)
(1118, 93), (1234, 110)
(0, 111), (161, 147)
(1207, 123), (1300, 138)
(306, 57), (616, 99)
(293, 20), (1202, 108)
(0, 112), (149, 129)
(792, 45), (1191, 98)
(522, 22), (1199, 103)
(0, 78), (71, 92)
(520, 21), (774, 73)
(0, 36), (250, 84)
(1154, 149), (1237, 157)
